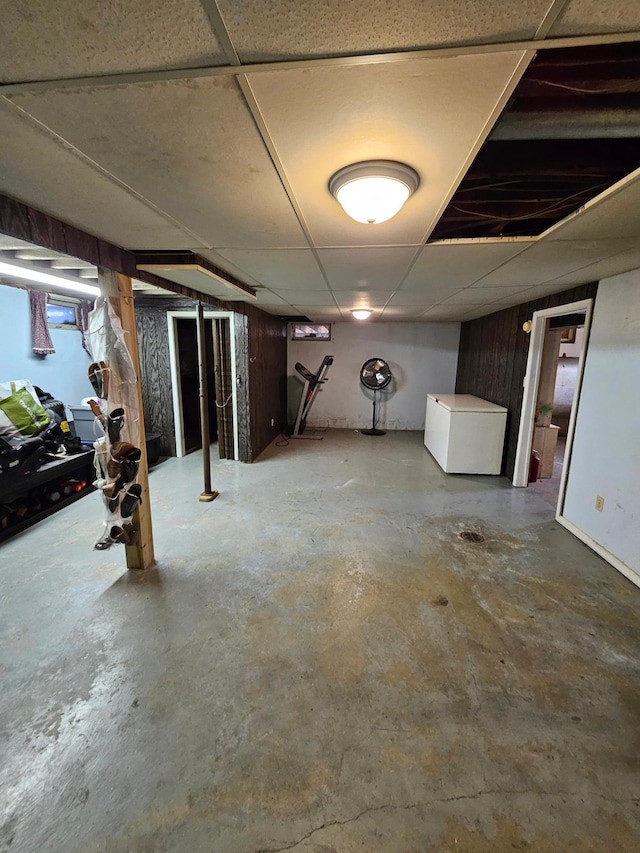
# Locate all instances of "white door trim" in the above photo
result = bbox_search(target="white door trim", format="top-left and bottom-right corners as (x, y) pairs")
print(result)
(167, 311), (239, 460)
(512, 299), (593, 500)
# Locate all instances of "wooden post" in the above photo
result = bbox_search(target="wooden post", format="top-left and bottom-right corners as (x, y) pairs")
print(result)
(98, 268), (155, 570)
(196, 301), (218, 503)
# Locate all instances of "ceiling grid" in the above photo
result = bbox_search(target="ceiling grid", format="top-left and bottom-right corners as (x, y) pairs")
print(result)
(0, 1), (638, 321)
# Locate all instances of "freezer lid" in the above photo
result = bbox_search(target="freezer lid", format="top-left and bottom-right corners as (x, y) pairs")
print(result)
(427, 394), (507, 413)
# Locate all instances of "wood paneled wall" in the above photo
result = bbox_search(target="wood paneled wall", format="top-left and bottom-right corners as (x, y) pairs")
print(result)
(0, 192), (288, 462)
(134, 299), (287, 462)
(455, 282), (599, 479)
(245, 305), (288, 460)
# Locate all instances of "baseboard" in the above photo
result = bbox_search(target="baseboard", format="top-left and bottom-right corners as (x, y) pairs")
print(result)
(557, 514), (640, 589)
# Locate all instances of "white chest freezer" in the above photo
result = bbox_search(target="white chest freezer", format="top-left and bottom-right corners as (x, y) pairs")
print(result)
(424, 394), (507, 475)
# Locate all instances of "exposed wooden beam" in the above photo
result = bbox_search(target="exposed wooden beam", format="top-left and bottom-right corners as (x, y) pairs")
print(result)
(98, 269), (155, 571)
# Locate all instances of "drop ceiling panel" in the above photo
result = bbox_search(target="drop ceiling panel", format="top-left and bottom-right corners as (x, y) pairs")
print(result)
(438, 286), (530, 305)
(137, 268), (254, 301)
(0, 0), (227, 83)
(332, 293), (392, 309)
(212, 249), (327, 290)
(549, 0), (640, 36)
(543, 173), (640, 242)
(273, 290), (335, 306)
(0, 101), (195, 249)
(219, 0), (550, 62)
(11, 78), (308, 250)
(421, 305), (465, 320)
(401, 240), (535, 290)
(541, 246), (640, 288)
(246, 51), (530, 247)
(473, 238), (640, 288)
(252, 291), (293, 307)
(300, 307), (345, 321)
(382, 306), (435, 320)
(386, 289), (460, 306)
(315, 248), (418, 290)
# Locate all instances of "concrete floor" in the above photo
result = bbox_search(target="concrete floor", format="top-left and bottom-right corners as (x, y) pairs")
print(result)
(1, 430), (639, 852)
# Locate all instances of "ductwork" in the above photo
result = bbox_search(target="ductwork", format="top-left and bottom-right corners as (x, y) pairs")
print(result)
(491, 109), (640, 140)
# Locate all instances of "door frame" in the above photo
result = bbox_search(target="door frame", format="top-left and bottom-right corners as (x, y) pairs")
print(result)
(512, 299), (593, 518)
(167, 311), (239, 460)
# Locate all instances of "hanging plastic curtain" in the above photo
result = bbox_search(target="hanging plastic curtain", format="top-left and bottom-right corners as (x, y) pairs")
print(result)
(85, 296), (143, 550)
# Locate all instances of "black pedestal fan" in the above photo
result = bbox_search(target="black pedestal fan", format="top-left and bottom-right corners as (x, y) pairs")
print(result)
(360, 358), (392, 436)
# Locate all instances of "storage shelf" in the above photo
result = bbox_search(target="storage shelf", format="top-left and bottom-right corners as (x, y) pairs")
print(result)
(0, 450), (95, 541)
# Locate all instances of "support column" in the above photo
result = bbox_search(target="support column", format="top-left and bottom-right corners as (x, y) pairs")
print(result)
(98, 268), (155, 570)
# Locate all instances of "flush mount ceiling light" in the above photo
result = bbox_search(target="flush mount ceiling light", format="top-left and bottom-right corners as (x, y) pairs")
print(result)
(351, 309), (372, 320)
(0, 260), (101, 297)
(329, 160), (420, 225)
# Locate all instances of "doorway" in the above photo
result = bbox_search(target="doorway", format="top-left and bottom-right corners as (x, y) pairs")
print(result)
(175, 317), (218, 454)
(512, 299), (594, 520)
(167, 312), (239, 460)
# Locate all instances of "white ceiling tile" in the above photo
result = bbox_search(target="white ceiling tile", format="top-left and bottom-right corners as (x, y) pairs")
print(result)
(401, 240), (535, 290)
(213, 249), (327, 290)
(278, 290), (336, 306)
(137, 268), (256, 302)
(332, 293), (391, 309)
(467, 284), (535, 298)
(459, 306), (502, 320)
(436, 287), (512, 305)
(386, 290), (457, 306)
(298, 307), (345, 321)
(543, 172), (640, 242)
(421, 305), (466, 319)
(474, 238), (640, 287)
(220, 0), (550, 61)
(316, 247), (418, 290)
(549, 0), (640, 36)
(380, 306), (431, 320)
(0, 101), (197, 250)
(246, 51), (530, 247)
(544, 246), (640, 288)
(252, 291), (293, 306)
(10, 78), (308, 250)
(0, 0), (226, 83)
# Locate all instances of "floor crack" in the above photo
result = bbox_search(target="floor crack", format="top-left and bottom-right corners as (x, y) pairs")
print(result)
(252, 788), (636, 852)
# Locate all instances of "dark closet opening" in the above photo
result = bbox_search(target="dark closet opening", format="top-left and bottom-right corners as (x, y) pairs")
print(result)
(176, 318), (218, 455)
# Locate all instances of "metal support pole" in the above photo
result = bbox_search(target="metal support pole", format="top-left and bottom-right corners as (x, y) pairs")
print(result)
(196, 302), (218, 503)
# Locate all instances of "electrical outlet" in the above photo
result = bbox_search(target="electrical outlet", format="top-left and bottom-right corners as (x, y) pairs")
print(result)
(595, 495), (604, 512)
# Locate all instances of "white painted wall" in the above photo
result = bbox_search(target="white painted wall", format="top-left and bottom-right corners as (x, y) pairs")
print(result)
(0, 284), (91, 411)
(287, 322), (460, 431)
(562, 270), (640, 578)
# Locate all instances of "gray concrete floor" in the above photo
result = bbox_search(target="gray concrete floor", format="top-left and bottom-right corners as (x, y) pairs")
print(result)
(1, 430), (639, 853)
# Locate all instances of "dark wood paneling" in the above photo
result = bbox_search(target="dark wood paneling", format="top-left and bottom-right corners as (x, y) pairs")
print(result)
(234, 313), (251, 462)
(0, 191), (298, 463)
(0, 196), (31, 241)
(456, 282), (598, 479)
(134, 298), (198, 457)
(245, 305), (287, 461)
(28, 208), (66, 253)
(64, 224), (100, 265)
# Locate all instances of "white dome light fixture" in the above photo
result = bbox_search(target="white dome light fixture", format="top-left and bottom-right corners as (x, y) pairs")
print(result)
(329, 160), (420, 225)
(351, 308), (372, 320)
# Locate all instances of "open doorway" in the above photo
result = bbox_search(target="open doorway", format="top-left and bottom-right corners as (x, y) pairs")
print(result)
(175, 317), (218, 454)
(167, 312), (239, 460)
(527, 315), (586, 507)
(512, 299), (594, 520)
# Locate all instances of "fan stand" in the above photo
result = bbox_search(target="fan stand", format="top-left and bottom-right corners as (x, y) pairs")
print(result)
(361, 388), (386, 436)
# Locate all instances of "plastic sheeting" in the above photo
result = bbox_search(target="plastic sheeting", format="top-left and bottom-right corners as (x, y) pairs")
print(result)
(85, 297), (142, 547)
